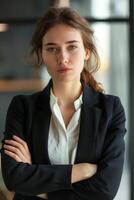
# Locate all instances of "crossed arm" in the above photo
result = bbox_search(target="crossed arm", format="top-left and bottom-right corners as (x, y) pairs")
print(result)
(3, 134), (97, 183)
(3, 134), (97, 199)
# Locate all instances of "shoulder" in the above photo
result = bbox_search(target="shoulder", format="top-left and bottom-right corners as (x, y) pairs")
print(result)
(96, 91), (126, 124)
(85, 84), (124, 111)
(9, 81), (51, 109)
(85, 84), (126, 121)
(98, 92), (122, 108)
(9, 91), (42, 109)
(98, 91), (124, 111)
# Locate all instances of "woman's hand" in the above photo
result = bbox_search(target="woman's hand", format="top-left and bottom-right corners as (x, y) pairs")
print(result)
(3, 135), (32, 164)
(71, 163), (98, 183)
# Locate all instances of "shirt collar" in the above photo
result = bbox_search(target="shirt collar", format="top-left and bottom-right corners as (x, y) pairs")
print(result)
(50, 88), (83, 111)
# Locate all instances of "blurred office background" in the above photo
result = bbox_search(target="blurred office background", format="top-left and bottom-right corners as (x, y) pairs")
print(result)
(0, 0), (133, 199)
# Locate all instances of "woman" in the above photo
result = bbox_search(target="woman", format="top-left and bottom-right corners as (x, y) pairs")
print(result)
(1, 7), (126, 200)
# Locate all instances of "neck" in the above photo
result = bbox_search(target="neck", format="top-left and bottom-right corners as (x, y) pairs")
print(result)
(52, 80), (82, 107)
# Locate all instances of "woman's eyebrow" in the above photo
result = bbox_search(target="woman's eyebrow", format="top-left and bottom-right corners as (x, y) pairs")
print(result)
(44, 40), (80, 46)
(66, 40), (80, 44)
(44, 42), (56, 46)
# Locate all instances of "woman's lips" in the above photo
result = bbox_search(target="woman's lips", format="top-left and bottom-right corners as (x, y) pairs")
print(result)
(57, 67), (72, 73)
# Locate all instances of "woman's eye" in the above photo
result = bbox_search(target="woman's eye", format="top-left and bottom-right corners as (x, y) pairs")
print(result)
(46, 47), (58, 53)
(68, 45), (78, 51)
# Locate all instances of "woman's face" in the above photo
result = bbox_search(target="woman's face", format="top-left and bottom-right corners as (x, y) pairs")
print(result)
(42, 23), (90, 83)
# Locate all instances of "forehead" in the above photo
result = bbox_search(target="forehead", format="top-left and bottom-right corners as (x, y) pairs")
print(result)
(42, 24), (83, 44)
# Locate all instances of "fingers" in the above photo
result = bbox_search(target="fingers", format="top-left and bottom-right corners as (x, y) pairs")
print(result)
(4, 139), (26, 157)
(4, 144), (25, 162)
(4, 135), (32, 164)
(4, 150), (22, 162)
(12, 135), (30, 153)
(5, 135), (29, 154)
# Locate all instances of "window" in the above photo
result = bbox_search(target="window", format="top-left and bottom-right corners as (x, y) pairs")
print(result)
(70, 1), (130, 199)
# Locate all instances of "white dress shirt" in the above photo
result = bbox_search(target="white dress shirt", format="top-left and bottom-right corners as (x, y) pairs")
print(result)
(38, 89), (83, 199)
(48, 89), (82, 165)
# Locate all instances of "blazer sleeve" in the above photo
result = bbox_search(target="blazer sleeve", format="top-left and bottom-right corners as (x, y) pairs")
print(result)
(71, 96), (127, 200)
(1, 96), (73, 196)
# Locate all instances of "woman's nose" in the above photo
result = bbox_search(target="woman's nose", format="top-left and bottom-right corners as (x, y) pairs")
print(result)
(56, 50), (69, 65)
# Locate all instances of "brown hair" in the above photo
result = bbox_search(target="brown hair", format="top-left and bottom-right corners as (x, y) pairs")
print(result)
(31, 7), (104, 93)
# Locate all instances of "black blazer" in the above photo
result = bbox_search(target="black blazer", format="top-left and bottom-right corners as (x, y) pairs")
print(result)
(1, 81), (126, 200)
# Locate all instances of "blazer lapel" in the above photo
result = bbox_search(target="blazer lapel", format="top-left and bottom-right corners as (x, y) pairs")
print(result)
(74, 84), (102, 163)
(31, 81), (52, 164)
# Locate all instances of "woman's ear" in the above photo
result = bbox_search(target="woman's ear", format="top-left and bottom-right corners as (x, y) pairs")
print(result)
(85, 49), (90, 60)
